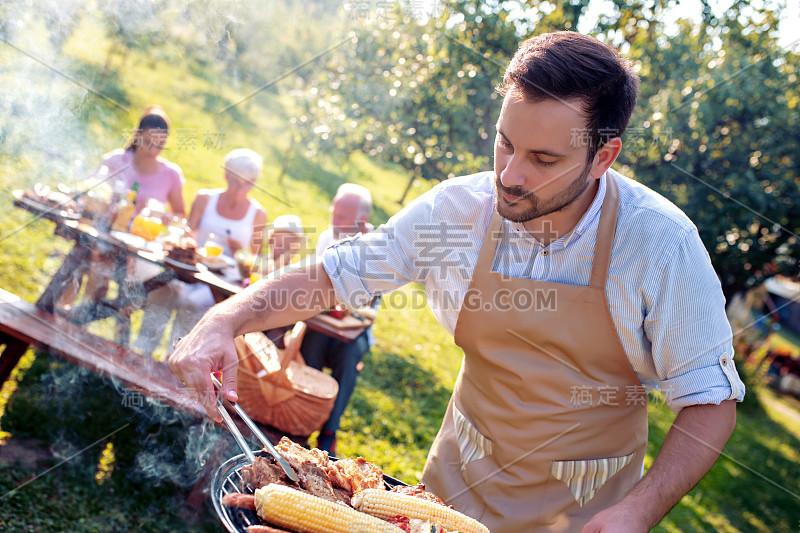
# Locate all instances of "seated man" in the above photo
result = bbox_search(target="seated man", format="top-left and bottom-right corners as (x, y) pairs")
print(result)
(302, 183), (375, 453)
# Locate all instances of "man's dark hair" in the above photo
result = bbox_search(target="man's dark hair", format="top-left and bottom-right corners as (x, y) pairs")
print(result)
(500, 31), (640, 161)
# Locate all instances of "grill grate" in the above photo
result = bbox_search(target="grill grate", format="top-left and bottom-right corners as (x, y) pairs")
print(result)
(211, 451), (408, 533)
(212, 452), (263, 532)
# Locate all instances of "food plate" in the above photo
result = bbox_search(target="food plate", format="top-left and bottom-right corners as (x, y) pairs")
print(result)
(211, 451), (406, 533)
(200, 254), (236, 272)
(12, 189), (81, 220)
(163, 257), (207, 272)
(197, 249), (237, 272)
(110, 230), (148, 250)
(109, 230), (163, 254)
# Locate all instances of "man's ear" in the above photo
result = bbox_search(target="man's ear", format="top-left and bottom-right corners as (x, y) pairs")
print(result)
(590, 137), (622, 179)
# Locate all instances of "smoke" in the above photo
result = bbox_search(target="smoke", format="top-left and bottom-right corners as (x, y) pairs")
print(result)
(2, 0), (109, 190)
(131, 409), (228, 488)
(31, 358), (234, 490)
(2, 0), (348, 496)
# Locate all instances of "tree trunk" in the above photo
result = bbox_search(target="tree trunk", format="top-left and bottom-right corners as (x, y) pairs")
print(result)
(277, 131), (297, 186)
(398, 173), (416, 205)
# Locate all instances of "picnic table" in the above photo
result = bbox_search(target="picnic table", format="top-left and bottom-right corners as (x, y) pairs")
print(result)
(3, 189), (313, 444)
(12, 189), (268, 344)
(5, 188), (371, 387)
(197, 271), (374, 344)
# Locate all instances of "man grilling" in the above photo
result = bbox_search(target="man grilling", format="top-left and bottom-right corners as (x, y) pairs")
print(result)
(170, 31), (744, 532)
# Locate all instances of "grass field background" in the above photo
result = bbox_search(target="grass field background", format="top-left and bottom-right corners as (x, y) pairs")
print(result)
(1, 10), (799, 533)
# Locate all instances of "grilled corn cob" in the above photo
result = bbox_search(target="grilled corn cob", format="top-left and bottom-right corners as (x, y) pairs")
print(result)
(351, 488), (490, 533)
(253, 484), (404, 533)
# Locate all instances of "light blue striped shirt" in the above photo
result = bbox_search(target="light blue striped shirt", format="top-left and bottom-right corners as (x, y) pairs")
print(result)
(322, 170), (745, 411)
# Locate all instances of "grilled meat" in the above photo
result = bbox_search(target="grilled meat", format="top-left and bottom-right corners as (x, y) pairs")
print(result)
(391, 483), (448, 507)
(275, 437), (338, 502)
(326, 457), (384, 495)
(241, 456), (290, 492)
(332, 487), (353, 506)
(221, 493), (256, 511)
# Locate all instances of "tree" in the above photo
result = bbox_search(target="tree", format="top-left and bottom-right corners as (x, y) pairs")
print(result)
(279, 0), (800, 296)
(292, 0), (522, 202)
(603, 1), (800, 299)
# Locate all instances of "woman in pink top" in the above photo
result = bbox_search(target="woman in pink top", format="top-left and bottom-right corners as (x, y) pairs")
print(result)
(103, 105), (186, 215)
(67, 106), (186, 311)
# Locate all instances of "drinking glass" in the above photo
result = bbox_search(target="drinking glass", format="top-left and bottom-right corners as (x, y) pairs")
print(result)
(204, 233), (224, 257)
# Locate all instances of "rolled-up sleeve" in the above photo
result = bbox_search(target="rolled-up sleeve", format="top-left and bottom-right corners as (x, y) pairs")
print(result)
(644, 227), (746, 412)
(321, 186), (437, 308)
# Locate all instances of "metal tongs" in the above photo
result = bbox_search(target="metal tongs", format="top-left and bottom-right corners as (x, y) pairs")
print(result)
(211, 374), (299, 482)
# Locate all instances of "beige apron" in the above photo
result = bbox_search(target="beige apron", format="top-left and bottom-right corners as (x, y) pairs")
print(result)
(421, 177), (648, 532)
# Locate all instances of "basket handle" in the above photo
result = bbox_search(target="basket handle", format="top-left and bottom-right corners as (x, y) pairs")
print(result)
(281, 321), (307, 366)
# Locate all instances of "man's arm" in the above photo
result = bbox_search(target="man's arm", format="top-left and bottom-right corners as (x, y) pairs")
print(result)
(581, 399), (737, 532)
(168, 260), (336, 420)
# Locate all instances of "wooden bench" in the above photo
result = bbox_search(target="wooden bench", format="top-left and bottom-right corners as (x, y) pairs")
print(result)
(0, 288), (308, 440)
(0, 287), (207, 416)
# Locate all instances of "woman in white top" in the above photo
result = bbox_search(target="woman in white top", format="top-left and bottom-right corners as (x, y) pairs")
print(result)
(188, 149), (266, 256)
(134, 149), (266, 356)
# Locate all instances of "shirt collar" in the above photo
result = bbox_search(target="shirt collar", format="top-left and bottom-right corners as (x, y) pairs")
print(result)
(562, 171), (607, 247)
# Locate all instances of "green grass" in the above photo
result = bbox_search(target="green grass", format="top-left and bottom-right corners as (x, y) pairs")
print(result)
(647, 385), (800, 532)
(2, 10), (800, 533)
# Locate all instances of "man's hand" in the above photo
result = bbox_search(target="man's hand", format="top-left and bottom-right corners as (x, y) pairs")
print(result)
(167, 260), (337, 421)
(169, 311), (239, 421)
(582, 400), (737, 532)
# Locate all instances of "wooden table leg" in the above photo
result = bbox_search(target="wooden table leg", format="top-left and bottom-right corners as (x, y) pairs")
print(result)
(35, 243), (92, 313)
(113, 268), (177, 346)
(0, 332), (30, 386)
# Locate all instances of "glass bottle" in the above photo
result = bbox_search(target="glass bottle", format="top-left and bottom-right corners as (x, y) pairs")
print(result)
(110, 181), (139, 232)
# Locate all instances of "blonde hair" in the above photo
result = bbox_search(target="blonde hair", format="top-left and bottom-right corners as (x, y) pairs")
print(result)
(223, 148), (263, 182)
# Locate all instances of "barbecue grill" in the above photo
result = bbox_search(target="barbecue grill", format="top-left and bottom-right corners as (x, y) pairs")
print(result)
(211, 451), (408, 533)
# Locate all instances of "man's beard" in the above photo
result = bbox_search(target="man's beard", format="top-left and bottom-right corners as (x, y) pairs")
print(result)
(494, 162), (593, 223)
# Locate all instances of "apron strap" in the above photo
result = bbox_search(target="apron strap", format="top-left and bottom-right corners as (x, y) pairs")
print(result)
(475, 207), (504, 272)
(589, 174), (620, 289)
(478, 174), (620, 286)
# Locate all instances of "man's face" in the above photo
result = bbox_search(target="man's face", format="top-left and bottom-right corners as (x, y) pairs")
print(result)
(493, 91), (596, 223)
(330, 194), (364, 239)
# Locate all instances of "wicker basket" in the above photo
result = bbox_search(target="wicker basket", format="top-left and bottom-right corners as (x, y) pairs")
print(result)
(234, 322), (338, 437)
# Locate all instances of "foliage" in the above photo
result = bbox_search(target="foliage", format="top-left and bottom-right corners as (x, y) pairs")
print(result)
(2, 1), (800, 532)
(286, 0), (522, 201)
(606, 1), (800, 298)
(283, 0), (800, 293)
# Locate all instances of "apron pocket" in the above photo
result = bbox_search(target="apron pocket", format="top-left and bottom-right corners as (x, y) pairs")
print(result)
(550, 453), (635, 507)
(452, 403), (494, 471)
